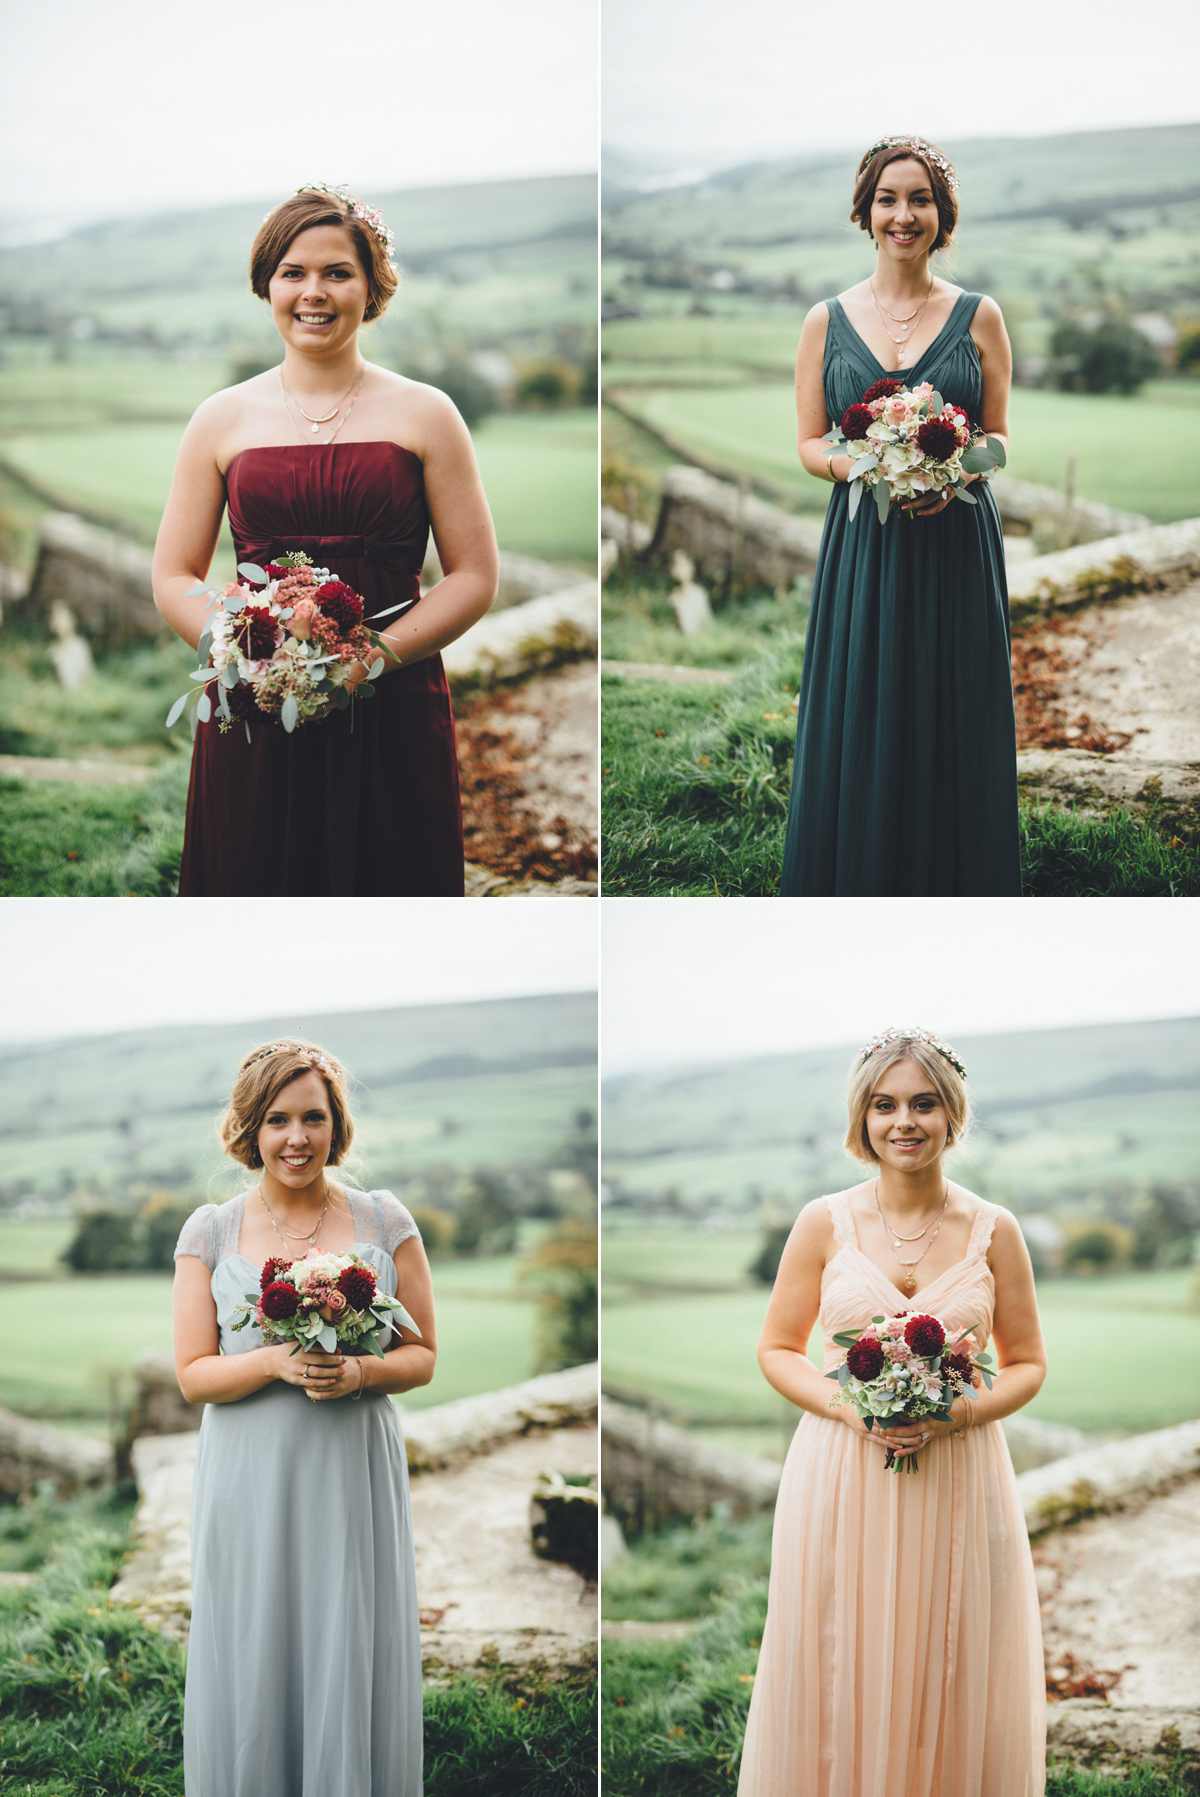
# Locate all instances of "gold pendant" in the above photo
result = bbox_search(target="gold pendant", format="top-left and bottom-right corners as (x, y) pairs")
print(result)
(904, 1275), (916, 1292)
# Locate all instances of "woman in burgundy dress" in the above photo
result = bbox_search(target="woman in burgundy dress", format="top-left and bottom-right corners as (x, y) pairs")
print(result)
(152, 184), (498, 894)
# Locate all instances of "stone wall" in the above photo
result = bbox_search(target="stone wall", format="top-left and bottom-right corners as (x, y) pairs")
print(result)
(647, 466), (824, 594)
(0, 1405), (112, 1499)
(23, 513), (160, 651)
(1006, 516), (1200, 621)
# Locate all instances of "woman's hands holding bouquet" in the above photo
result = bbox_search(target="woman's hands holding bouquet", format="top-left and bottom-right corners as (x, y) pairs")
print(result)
(839, 1395), (971, 1458)
(270, 1344), (356, 1398)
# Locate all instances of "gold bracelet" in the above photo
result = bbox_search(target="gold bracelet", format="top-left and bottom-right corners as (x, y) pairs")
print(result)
(352, 1358), (366, 1400)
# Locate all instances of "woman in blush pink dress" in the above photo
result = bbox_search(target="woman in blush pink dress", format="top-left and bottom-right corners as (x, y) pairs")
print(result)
(738, 1029), (1047, 1797)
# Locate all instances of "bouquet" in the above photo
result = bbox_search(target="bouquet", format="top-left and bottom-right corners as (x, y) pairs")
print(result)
(230, 1251), (421, 1358)
(166, 551), (405, 741)
(826, 1309), (995, 1472)
(823, 377), (1007, 525)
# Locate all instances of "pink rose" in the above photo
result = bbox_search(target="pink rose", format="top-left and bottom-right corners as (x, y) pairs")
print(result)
(320, 1291), (348, 1320)
(913, 382), (934, 400)
(884, 396), (908, 425)
(289, 597), (318, 641)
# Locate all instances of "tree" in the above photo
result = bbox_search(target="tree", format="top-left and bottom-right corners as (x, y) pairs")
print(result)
(1049, 318), (1161, 395)
(62, 1210), (139, 1273)
(749, 1223), (792, 1286)
(518, 1221), (597, 1370)
(419, 359), (497, 428)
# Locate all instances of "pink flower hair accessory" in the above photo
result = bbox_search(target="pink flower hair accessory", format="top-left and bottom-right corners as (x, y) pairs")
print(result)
(858, 1027), (967, 1081)
(294, 182), (397, 264)
(861, 135), (959, 192)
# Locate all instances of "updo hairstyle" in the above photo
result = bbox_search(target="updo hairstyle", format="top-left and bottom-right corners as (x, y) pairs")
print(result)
(250, 190), (399, 322)
(843, 1036), (970, 1166)
(218, 1038), (355, 1169)
(850, 141), (958, 255)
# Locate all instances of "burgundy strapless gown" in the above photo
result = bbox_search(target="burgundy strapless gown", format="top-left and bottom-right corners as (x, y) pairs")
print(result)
(178, 442), (464, 895)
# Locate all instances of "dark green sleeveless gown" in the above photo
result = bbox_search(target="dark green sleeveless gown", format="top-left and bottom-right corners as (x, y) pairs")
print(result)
(779, 292), (1021, 895)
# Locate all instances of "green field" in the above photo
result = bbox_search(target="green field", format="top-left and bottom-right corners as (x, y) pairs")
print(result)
(602, 1225), (1200, 1442)
(0, 383), (597, 567)
(608, 378), (1200, 524)
(0, 1239), (542, 1427)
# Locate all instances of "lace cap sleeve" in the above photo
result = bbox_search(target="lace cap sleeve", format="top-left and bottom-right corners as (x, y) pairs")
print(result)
(174, 1203), (219, 1271)
(825, 1191), (857, 1251)
(372, 1190), (420, 1256)
(969, 1199), (1000, 1258)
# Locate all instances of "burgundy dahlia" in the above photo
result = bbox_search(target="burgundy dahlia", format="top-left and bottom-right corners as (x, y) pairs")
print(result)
(904, 1313), (946, 1358)
(338, 1263), (377, 1310)
(261, 1256), (293, 1290)
(261, 1279), (301, 1321)
(915, 417), (960, 461)
(846, 1337), (886, 1381)
(841, 403), (874, 441)
(943, 1350), (974, 1388)
(225, 681), (259, 720)
(263, 563), (291, 584)
(862, 378), (903, 404)
(232, 605), (278, 659)
(315, 580), (365, 631)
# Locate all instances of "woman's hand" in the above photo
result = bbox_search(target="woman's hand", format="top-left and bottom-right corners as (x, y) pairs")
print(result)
(841, 1396), (971, 1457)
(272, 1345), (355, 1398)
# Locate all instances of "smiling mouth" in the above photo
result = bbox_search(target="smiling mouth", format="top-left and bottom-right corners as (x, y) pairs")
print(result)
(295, 313), (335, 326)
(888, 230), (920, 242)
(280, 1154), (312, 1167)
(891, 1138), (925, 1148)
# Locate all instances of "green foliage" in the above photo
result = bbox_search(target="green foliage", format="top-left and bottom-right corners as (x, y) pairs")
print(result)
(0, 634), (196, 759)
(516, 359), (579, 409)
(1062, 1218), (1134, 1273)
(61, 1198), (195, 1276)
(423, 1665), (597, 1796)
(415, 360), (498, 428)
(518, 1221), (598, 1371)
(1131, 1184), (1199, 1269)
(1178, 324), (1200, 373)
(603, 574), (810, 670)
(0, 1492), (186, 1797)
(405, 1204), (458, 1257)
(1049, 318), (1163, 395)
(747, 1224), (790, 1287)
(0, 756), (188, 897)
(453, 1173), (519, 1255)
(1018, 803), (1200, 897)
(602, 1513), (774, 1620)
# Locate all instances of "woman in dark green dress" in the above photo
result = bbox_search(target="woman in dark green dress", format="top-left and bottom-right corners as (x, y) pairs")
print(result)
(780, 136), (1021, 896)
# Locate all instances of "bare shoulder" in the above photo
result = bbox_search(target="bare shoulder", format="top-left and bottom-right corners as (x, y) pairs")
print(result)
(369, 364), (467, 456)
(796, 301), (832, 370)
(969, 294), (1008, 338)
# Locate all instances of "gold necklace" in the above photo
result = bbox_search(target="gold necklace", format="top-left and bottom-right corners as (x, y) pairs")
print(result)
(279, 365), (367, 440)
(873, 1179), (949, 1294)
(258, 1185), (329, 1254)
(870, 279), (933, 345)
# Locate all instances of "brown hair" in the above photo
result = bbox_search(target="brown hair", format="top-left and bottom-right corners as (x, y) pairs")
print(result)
(218, 1039), (355, 1169)
(850, 142), (958, 255)
(843, 1038), (970, 1166)
(249, 191), (399, 323)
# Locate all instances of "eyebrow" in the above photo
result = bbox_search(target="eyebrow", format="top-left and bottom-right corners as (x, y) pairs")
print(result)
(278, 259), (356, 270)
(871, 1089), (940, 1100)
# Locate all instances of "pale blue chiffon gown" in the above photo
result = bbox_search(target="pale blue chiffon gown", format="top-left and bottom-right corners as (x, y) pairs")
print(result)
(174, 1188), (423, 1797)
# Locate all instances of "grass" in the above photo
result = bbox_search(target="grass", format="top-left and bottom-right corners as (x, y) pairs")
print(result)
(0, 635), (196, 760)
(601, 1582), (1197, 1796)
(607, 378), (1200, 523)
(0, 1488), (596, 1796)
(602, 1513), (774, 1622)
(600, 650), (1200, 898)
(0, 758), (189, 898)
(0, 1255), (542, 1427)
(471, 408), (598, 566)
(602, 1227), (1200, 1439)
(602, 571), (809, 670)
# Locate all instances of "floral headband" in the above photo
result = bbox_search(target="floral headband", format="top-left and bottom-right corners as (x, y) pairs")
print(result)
(858, 1028), (967, 1081)
(861, 136), (959, 194)
(247, 1043), (336, 1077)
(292, 182), (397, 265)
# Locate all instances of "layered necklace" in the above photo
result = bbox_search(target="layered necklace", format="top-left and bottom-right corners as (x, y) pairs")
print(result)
(258, 1185), (330, 1257)
(873, 1177), (949, 1294)
(279, 364), (367, 446)
(870, 276), (934, 368)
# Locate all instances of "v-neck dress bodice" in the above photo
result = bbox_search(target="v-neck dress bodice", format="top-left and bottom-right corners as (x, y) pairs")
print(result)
(174, 1188), (424, 1796)
(738, 1191), (1045, 1797)
(178, 440), (464, 897)
(779, 294), (1021, 896)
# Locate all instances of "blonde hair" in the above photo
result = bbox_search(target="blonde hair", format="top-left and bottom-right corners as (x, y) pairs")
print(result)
(218, 1039), (355, 1170)
(843, 1037), (970, 1165)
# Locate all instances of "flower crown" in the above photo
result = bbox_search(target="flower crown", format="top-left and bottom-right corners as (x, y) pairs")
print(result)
(247, 1043), (336, 1077)
(858, 1028), (967, 1081)
(861, 136), (959, 193)
(293, 182), (397, 265)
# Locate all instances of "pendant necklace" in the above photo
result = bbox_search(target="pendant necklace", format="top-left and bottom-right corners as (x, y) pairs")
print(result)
(870, 278), (933, 346)
(279, 365), (367, 441)
(874, 1178), (948, 1294)
(259, 1185), (329, 1256)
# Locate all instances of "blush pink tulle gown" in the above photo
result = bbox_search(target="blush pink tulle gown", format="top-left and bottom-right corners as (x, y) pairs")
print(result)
(738, 1192), (1046, 1797)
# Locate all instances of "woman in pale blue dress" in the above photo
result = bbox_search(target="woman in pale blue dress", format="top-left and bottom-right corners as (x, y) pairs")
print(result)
(173, 1038), (436, 1797)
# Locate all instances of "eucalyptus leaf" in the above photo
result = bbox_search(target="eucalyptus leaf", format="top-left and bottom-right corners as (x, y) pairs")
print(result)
(368, 658), (384, 679)
(952, 486), (979, 505)
(217, 687), (231, 721)
(930, 391), (943, 415)
(196, 691), (212, 724)
(281, 693), (299, 733)
(317, 1324), (338, 1354)
(985, 435), (1007, 467)
(237, 562), (267, 584)
(874, 478), (891, 524)
(206, 594), (220, 611)
(188, 705), (198, 743)
(244, 722), (252, 745)
(366, 600), (407, 622)
(223, 592), (246, 613)
(362, 1335), (386, 1360)
(279, 607), (294, 619)
(960, 444), (998, 474)
(189, 668), (215, 682)
(864, 1416), (875, 1432)
(358, 682), (375, 699)
(847, 479), (864, 521)
(334, 686), (351, 710)
(166, 693), (189, 728)
(848, 456), (877, 481)
(219, 662), (239, 688)
(196, 628), (213, 659)
(186, 582), (213, 598)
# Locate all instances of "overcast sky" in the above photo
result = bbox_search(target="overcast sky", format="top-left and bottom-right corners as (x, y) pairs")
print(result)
(0, 0), (597, 239)
(604, 0), (1198, 167)
(0, 902), (597, 1044)
(602, 900), (1200, 1075)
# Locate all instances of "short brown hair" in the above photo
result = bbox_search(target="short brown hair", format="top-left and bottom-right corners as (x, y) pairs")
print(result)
(850, 142), (958, 255)
(250, 191), (399, 323)
(218, 1039), (355, 1169)
(843, 1038), (970, 1165)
